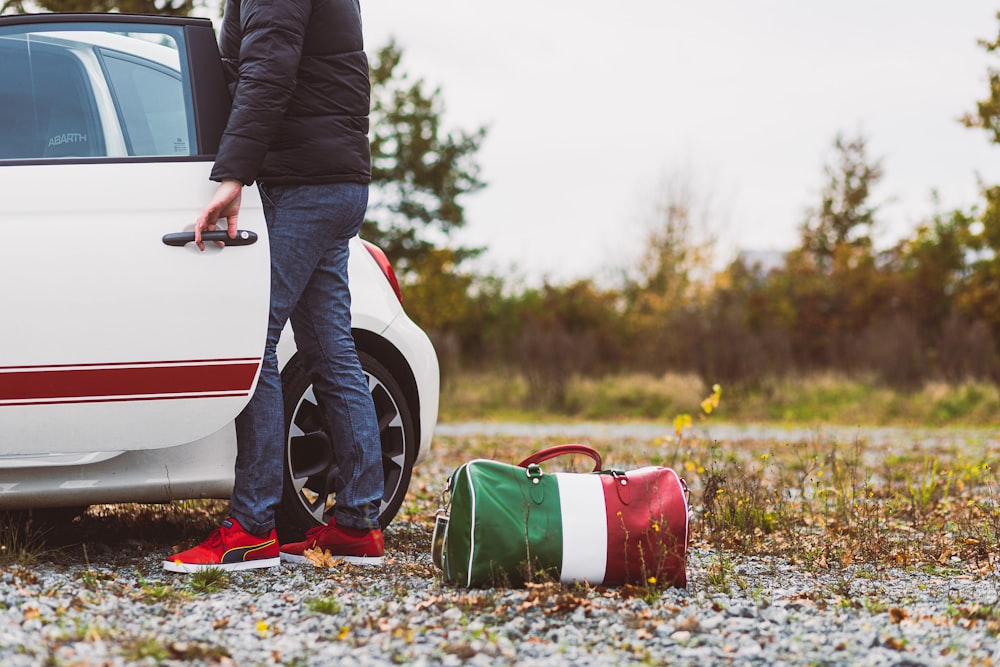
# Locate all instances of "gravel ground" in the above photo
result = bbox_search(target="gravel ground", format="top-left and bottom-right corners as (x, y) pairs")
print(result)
(1, 523), (998, 666)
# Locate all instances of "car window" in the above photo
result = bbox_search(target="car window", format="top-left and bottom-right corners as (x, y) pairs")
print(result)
(0, 35), (103, 159)
(101, 48), (191, 156)
(0, 25), (194, 161)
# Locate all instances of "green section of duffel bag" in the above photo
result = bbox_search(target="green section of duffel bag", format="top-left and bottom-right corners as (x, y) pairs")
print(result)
(444, 459), (564, 587)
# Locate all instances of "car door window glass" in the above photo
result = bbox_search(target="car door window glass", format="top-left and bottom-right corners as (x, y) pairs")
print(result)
(0, 25), (193, 161)
(0, 34), (103, 159)
(102, 48), (191, 156)
(0, 36), (40, 159)
(38, 44), (105, 158)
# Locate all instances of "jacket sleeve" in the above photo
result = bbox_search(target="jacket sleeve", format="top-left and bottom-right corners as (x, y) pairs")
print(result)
(210, 0), (312, 185)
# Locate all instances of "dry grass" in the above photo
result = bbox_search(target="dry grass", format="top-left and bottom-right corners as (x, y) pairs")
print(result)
(412, 430), (1000, 577)
(685, 435), (1000, 573)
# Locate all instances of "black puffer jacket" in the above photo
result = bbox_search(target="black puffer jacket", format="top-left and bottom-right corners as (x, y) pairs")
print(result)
(210, 0), (371, 186)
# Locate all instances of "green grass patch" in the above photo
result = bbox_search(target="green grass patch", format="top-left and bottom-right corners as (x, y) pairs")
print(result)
(439, 369), (1000, 427)
(123, 636), (171, 662)
(305, 596), (343, 615)
(186, 567), (229, 594)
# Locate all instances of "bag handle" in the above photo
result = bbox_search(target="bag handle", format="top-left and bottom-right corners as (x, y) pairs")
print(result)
(517, 444), (603, 473)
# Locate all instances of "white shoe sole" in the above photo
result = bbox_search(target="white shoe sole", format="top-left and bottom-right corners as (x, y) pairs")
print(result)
(162, 557), (280, 573)
(280, 551), (384, 566)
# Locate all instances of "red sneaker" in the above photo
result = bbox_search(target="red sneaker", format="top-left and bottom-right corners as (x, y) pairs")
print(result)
(280, 520), (384, 566)
(163, 517), (279, 573)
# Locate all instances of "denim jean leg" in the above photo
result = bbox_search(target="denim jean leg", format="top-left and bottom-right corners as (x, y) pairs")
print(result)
(231, 330), (285, 535)
(230, 183), (326, 535)
(233, 181), (381, 534)
(278, 182), (382, 530)
(291, 240), (384, 531)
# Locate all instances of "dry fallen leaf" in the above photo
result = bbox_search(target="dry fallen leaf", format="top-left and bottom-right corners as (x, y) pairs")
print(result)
(415, 597), (441, 611)
(883, 636), (907, 651)
(675, 616), (701, 633)
(889, 607), (908, 624)
(304, 547), (343, 568)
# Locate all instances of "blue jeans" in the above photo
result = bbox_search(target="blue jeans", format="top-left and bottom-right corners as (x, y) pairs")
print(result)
(230, 182), (383, 534)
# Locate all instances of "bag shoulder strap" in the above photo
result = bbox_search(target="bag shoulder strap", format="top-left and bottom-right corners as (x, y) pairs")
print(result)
(517, 444), (602, 472)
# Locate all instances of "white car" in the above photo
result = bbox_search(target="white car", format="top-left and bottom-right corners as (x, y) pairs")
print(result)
(0, 13), (439, 542)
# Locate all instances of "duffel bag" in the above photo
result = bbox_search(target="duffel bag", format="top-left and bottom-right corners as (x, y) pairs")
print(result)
(432, 444), (690, 588)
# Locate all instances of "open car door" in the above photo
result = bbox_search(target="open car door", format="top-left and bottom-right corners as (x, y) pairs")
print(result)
(0, 14), (270, 454)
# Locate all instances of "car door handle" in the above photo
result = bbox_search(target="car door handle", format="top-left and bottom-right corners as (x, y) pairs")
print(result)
(162, 230), (259, 247)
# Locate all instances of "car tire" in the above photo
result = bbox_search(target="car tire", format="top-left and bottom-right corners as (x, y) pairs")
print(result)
(276, 350), (416, 544)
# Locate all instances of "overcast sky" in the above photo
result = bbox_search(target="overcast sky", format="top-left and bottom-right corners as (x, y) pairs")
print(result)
(351, 1), (1000, 284)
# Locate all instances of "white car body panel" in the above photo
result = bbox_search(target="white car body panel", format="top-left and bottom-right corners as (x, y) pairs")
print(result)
(0, 161), (270, 455)
(364, 313), (439, 465)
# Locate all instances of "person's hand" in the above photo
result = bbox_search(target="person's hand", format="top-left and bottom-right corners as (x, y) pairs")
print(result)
(195, 178), (243, 251)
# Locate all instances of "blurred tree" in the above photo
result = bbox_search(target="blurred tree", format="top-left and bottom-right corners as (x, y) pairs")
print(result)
(395, 246), (477, 387)
(622, 171), (717, 373)
(959, 12), (1000, 357)
(885, 205), (965, 336)
(779, 132), (887, 368)
(952, 192), (1000, 347)
(766, 248), (831, 368)
(628, 172), (715, 305)
(693, 266), (794, 387)
(961, 10), (1000, 144)
(455, 273), (524, 368)
(397, 247), (474, 334)
(799, 133), (882, 272)
(512, 279), (624, 409)
(367, 40), (487, 276)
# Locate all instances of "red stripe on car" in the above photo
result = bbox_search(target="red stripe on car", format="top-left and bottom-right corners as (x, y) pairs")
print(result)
(0, 361), (260, 402)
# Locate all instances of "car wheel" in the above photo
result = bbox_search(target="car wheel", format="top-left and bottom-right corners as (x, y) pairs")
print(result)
(276, 350), (416, 543)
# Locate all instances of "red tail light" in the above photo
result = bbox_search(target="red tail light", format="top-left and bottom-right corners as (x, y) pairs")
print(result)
(362, 240), (402, 305)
